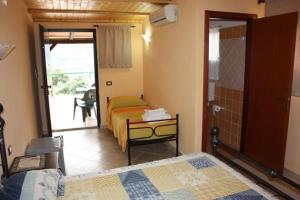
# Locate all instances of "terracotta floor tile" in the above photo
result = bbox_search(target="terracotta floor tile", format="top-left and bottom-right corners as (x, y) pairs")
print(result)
(54, 128), (176, 176)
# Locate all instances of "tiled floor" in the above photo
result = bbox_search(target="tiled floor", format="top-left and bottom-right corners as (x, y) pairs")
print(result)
(49, 95), (97, 131)
(53, 128), (176, 176)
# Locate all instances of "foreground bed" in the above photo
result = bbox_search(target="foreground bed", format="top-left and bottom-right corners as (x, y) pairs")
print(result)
(0, 153), (274, 200)
(0, 104), (294, 199)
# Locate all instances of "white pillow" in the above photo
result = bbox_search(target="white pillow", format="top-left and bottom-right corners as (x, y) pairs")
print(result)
(20, 169), (62, 200)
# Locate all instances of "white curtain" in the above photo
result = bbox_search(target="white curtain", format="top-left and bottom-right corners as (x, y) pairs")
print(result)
(209, 28), (220, 80)
(97, 25), (132, 68)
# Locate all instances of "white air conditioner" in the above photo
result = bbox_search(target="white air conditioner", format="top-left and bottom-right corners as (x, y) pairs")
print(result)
(150, 5), (178, 26)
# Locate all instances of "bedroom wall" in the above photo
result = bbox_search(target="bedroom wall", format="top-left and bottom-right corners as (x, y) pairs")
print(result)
(35, 22), (144, 125)
(265, 0), (300, 175)
(143, 0), (264, 154)
(0, 0), (38, 165)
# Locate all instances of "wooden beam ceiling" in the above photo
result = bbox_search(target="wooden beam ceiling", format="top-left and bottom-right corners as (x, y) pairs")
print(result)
(32, 18), (145, 24)
(28, 8), (150, 16)
(70, 0), (173, 4)
(26, 0), (174, 23)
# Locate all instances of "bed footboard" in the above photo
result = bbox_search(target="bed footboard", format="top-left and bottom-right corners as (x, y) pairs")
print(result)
(126, 114), (179, 165)
(0, 104), (9, 182)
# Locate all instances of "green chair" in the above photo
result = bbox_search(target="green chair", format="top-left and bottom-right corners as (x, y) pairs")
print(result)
(73, 89), (97, 122)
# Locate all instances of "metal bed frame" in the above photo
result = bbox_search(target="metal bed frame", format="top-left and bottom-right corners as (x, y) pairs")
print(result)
(210, 126), (300, 200)
(126, 114), (179, 165)
(0, 103), (9, 182)
(107, 95), (179, 165)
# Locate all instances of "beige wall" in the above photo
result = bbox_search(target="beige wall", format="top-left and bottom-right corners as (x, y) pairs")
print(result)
(35, 22), (144, 125)
(286, 97), (300, 175)
(99, 25), (144, 124)
(143, 0), (264, 154)
(265, 0), (300, 175)
(0, 0), (38, 165)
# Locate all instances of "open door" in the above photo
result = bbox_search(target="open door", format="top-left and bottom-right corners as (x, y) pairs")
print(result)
(242, 12), (298, 174)
(34, 26), (101, 133)
(34, 25), (52, 137)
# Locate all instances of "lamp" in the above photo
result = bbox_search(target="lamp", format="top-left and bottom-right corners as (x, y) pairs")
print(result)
(142, 33), (151, 43)
(0, 0), (7, 6)
(0, 44), (15, 61)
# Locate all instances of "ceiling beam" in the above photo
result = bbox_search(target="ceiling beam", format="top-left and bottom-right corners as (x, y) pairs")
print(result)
(46, 39), (93, 45)
(50, 43), (57, 51)
(28, 8), (151, 16)
(32, 18), (145, 24)
(72, 0), (173, 4)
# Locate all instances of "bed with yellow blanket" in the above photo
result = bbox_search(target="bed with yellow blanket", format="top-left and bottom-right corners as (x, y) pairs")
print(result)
(107, 96), (179, 165)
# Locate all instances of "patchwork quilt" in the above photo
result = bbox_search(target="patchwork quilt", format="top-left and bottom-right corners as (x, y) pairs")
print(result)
(58, 153), (275, 200)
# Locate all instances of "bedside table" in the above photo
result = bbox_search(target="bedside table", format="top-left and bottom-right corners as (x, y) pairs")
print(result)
(26, 136), (65, 175)
(9, 152), (59, 176)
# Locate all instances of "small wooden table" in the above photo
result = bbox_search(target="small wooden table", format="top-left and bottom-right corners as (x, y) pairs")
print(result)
(9, 152), (59, 176)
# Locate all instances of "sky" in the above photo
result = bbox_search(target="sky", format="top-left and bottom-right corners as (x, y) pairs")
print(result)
(45, 43), (95, 74)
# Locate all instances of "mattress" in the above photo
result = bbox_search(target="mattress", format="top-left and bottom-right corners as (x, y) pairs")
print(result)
(58, 153), (275, 200)
(108, 106), (177, 152)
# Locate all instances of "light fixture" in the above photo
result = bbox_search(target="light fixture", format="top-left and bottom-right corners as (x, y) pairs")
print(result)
(0, 44), (16, 61)
(142, 33), (151, 43)
(0, 0), (7, 6)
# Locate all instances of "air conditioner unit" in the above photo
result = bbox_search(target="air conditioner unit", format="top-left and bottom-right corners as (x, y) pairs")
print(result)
(150, 5), (178, 26)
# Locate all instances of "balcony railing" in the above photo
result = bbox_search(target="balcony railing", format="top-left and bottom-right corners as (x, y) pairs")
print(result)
(47, 72), (95, 95)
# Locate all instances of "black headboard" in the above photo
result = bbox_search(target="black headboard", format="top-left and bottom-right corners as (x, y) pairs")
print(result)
(0, 103), (9, 181)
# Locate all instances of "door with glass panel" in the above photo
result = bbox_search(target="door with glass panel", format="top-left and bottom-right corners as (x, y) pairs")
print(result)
(35, 26), (100, 134)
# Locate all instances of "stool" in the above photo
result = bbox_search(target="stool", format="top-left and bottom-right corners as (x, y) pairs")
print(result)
(26, 136), (66, 175)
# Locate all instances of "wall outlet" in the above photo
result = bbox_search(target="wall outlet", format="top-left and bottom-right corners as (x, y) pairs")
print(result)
(106, 81), (112, 86)
(8, 145), (12, 156)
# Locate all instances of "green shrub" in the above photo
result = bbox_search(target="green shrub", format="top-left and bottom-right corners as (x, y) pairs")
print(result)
(56, 76), (87, 95)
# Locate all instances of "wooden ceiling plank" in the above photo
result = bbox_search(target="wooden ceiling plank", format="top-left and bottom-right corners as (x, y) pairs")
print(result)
(28, 8), (151, 15)
(94, 0), (173, 4)
(32, 17), (144, 24)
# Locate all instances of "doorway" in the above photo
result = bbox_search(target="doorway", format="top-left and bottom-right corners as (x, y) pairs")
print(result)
(207, 19), (247, 152)
(39, 28), (101, 133)
(202, 11), (298, 176)
(202, 11), (257, 153)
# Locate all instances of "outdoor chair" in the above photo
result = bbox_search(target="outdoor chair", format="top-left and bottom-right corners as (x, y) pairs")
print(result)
(73, 89), (97, 122)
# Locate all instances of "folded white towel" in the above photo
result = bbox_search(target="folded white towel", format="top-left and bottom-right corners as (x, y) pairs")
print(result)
(144, 108), (166, 115)
(142, 113), (171, 122)
(143, 112), (166, 118)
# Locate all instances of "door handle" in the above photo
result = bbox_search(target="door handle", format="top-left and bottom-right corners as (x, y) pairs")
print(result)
(41, 85), (52, 96)
(275, 97), (290, 102)
(275, 97), (291, 111)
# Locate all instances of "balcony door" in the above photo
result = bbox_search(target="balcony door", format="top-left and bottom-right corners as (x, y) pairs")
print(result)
(34, 26), (100, 136)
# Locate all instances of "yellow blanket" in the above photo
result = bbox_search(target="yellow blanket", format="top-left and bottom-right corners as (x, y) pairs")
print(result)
(108, 106), (176, 152)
